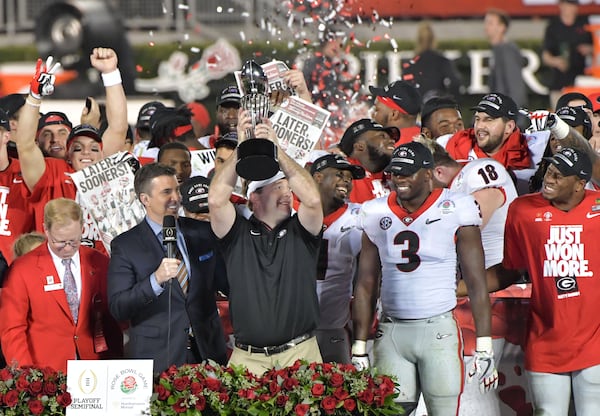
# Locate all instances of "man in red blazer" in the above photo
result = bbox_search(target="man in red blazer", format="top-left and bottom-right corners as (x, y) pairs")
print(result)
(0, 198), (122, 373)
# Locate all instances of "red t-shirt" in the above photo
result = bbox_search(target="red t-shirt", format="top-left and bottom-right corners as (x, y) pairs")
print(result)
(503, 191), (600, 372)
(346, 157), (391, 203)
(29, 158), (108, 256)
(0, 158), (34, 264)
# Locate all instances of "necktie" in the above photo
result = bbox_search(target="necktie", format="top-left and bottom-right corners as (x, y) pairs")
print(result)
(175, 246), (189, 295)
(61, 258), (79, 323)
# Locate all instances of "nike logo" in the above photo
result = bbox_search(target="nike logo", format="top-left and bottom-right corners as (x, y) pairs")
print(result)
(436, 333), (451, 340)
(425, 218), (441, 224)
(340, 226), (353, 232)
(12, 178), (22, 184)
(586, 212), (600, 219)
(250, 230), (261, 236)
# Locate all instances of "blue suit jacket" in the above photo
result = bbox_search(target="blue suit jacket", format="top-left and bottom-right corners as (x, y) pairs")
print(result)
(108, 217), (227, 373)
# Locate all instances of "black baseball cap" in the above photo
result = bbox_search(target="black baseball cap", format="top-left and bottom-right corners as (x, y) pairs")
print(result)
(67, 124), (102, 145)
(310, 154), (366, 179)
(385, 141), (434, 176)
(471, 93), (518, 120)
(421, 96), (460, 125)
(0, 94), (25, 119)
(556, 106), (592, 139)
(216, 85), (242, 107)
(37, 111), (72, 132)
(180, 176), (210, 214)
(339, 119), (400, 156)
(369, 81), (422, 115)
(556, 92), (592, 111)
(215, 132), (238, 149)
(136, 101), (166, 130)
(0, 108), (10, 131)
(543, 147), (592, 181)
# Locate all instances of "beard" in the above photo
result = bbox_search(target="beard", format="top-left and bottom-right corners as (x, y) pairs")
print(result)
(367, 144), (392, 173)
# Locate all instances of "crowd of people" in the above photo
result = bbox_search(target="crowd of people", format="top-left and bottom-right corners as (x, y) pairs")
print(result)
(0, 1), (599, 414)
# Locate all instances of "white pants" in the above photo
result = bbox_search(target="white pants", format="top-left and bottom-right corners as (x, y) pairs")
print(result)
(374, 311), (463, 416)
(527, 364), (600, 416)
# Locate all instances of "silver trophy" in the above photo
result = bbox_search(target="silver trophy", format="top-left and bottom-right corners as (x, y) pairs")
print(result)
(236, 60), (280, 181)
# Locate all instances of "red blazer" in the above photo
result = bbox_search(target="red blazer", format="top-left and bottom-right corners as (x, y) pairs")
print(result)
(0, 244), (122, 373)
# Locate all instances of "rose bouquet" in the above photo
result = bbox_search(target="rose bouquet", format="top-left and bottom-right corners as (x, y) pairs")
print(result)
(147, 359), (403, 415)
(0, 365), (72, 416)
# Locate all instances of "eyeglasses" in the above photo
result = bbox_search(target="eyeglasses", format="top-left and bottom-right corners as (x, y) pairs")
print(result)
(50, 238), (80, 249)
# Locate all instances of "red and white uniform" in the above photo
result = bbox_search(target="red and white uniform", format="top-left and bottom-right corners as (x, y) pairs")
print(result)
(451, 158), (517, 268)
(347, 157), (390, 203)
(317, 203), (362, 329)
(29, 158), (108, 256)
(0, 159), (34, 264)
(360, 188), (482, 319)
(503, 190), (600, 373)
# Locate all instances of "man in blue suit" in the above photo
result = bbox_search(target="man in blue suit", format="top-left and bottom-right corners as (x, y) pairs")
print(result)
(108, 163), (227, 373)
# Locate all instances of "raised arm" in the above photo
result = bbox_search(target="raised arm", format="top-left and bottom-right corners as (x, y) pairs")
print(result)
(91, 47), (128, 157)
(16, 58), (58, 191)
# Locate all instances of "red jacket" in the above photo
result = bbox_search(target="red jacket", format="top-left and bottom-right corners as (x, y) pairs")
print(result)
(0, 244), (123, 372)
(446, 128), (532, 170)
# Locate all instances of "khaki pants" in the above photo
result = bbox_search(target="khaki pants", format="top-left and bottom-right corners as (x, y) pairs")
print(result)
(228, 336), (322, 376)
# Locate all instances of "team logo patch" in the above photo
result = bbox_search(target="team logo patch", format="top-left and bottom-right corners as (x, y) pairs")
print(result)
(277, 229), (287, 239)
(591, 204), (600, 212)
(438, 199), (455, 214)
(402, 217), (414, 224)
(555, 276), (580, 299)
(380, 217), (392, 230)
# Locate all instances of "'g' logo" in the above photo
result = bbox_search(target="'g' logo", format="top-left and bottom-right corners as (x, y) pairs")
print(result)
(557, 277), (576, 291)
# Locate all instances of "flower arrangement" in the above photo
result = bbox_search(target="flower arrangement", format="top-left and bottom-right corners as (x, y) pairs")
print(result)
(0, 365), (72, 416)
(147, 359), (403, 415)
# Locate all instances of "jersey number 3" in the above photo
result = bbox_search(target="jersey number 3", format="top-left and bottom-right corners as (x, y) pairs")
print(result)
(394, 231), (420, 272)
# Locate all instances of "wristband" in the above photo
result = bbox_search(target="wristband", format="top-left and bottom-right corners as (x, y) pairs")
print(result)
(101, 69), (122, 87)
(548, 114), (570, 140)
(26, 97), (41, 107)
(476, 336), (493, 353)
(351, 340), (367, 355)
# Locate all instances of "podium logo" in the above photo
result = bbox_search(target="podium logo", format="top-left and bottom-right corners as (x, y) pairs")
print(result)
(78, 369), (98, 394)
(121, 375), (138, 394)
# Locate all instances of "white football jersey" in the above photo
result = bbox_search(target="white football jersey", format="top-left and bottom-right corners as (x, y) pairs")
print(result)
(360, 188), (482, 319)
(450, 158), (518, 268)
(317, 203), (362, 329)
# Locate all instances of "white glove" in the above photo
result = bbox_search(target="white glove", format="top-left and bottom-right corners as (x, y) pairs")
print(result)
(351, 340), (370, 371)
(526, 110), (551, 134)
(30, 56), (61, 99)
(466, 337), (499, 394)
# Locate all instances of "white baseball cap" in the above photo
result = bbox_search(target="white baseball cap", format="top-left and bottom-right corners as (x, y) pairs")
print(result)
(246, 171), (286, 197)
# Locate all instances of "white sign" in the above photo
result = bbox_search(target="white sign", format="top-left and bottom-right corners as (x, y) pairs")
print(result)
(270, 96), (331, 166)
(67, 359), (153, 416)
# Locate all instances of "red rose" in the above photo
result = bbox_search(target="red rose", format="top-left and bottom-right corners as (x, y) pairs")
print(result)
(259, 393), (271, 401)
(156, 384), (171, 401)
(246, 389), (257, 400)
(358, 389), (374, 404)
(269, 381), (280, 394)
(375, 395), (385, 407)
(190, 381), (202, 395)
(0, 368), (12, 381)
(29, 380), (43, 394)
(295, 403), (310, 416)
(195, 395), (206, 411)
(333, 386), (349, 400)
(276, 394), (288, 407)
(57, 392), (72, 407)
(321, 396), (338, 414)
(16, 376), (29, 391)
(311, 383), (325, 396)
(343, 398), (356, 412)
(28, 399), (44, 415)
(4, 390), (18, 407)
(218, 392), (229, 403)
(283, 377), (299, 390)
(43, 382), (58, 395)
(330, 373), (344, 387)
(173, 398), (187, 413)
(205, 377), (221, 391)
(173, 376), (190, 391)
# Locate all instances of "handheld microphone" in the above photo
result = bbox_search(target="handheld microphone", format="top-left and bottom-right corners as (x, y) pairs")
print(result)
(162, 215), (177, 258)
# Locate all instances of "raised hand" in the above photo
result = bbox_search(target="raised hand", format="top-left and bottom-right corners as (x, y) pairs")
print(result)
(30, 56), (61, 99)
